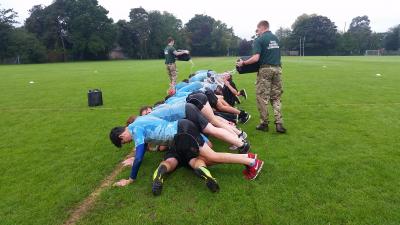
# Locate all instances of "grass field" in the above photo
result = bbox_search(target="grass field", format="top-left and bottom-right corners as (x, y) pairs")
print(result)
(1, 56), (400, 225)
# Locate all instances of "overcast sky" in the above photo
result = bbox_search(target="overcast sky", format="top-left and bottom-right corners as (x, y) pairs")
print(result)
(2, 0), (399, 39)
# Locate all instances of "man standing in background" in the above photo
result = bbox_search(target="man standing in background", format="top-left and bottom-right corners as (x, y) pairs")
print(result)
(164, 37), (189, 88)
(237, 20), (287, 133)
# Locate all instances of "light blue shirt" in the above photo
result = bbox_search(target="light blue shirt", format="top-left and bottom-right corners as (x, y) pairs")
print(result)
(150, 102), (186, 121)
(189, 72), (208, 82)
(128, 115), (178, 147)
(177, 81), (203, 93)
(175, 82), (189, 90)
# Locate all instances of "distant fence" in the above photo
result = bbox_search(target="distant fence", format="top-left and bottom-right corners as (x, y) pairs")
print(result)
(281, 50), (299, 56)
(382, 50), (400, 56)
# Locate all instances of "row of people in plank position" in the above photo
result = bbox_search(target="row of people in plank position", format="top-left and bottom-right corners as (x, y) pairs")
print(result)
(109, 70), (261, 195)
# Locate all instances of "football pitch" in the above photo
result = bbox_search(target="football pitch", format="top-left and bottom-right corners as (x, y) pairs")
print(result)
(1, 56), (400, 225)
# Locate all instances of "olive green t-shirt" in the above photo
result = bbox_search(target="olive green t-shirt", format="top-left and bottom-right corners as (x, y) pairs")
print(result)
(252, 31), (281, 66)
(164, 45), (176, 64)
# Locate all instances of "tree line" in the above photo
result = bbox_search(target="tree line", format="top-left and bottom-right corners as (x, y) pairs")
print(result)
(0, 0), (399, 64)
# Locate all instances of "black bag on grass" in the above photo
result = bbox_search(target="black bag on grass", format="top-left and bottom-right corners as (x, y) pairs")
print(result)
(88, 89), (103, 107)
(176, 52), (191, 61)
(236, 56), (260, 74)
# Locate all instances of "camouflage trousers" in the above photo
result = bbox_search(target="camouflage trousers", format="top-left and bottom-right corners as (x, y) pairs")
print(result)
(166, 63), (177, 85)
(256, 66), (284, 124)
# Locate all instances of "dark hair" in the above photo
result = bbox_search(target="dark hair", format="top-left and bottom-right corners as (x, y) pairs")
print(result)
(182, 79), (189, 83)
(126, 115), (137, 126)
(164, 95), (172, 101)
(139, 105), (152, 116)
(257, 20), (269, 29)
(153, 100), (165, 108)
(167, 37), (174, 44)
(188, 73), (195, 78)
(109, 126), (125, 148)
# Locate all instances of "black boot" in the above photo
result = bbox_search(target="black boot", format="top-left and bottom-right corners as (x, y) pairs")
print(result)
(256, 123), (269, 132)
(275, 123), (287, 133)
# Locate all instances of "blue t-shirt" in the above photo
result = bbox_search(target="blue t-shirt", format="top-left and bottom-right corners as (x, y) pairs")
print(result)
(175, 82), (189, 90)
(165, 92), (190, 105)
(189, 72), (208, 82)
(150, 102), (186, 121)
(177, 81), (203, 93)
(127, 115), (178, 179)
(128, 115), (178, 146)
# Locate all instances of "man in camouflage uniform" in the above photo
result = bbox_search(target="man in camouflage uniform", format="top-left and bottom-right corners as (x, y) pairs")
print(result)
(237, 21), (286, 133)
(164, 37), (189, 87)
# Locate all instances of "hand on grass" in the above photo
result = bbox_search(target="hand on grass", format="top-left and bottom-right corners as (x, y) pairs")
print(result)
(113, 178), (133, 187)
(121, 157), (134, 167)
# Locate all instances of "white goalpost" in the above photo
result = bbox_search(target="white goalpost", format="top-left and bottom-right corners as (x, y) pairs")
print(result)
(365, 50), (381, 56)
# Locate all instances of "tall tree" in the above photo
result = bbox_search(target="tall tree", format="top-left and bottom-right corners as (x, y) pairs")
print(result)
(290, 14), (338, 55)
(185, 14), (215, 56)
(347, 15), (372, 54)
(129, 7), (150, 59)
(238, 39), (253, 56)
(384, 25), (400, 50)
(184, 14), (239, 56)
(25, 0), (116, 61)
(147, 11), (183, 58)
(275, 27), (292, 50)
(0, 6), (18, 62)
(8, 28), (47, 63)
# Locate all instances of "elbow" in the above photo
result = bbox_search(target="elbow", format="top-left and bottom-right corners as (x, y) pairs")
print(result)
(253, 55), (260, 62)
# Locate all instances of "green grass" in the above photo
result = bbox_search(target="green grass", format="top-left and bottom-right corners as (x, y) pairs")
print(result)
(1, 56), (400, 225)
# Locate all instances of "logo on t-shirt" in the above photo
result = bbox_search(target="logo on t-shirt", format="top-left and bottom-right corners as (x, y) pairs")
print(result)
(267, 41), (279, 49)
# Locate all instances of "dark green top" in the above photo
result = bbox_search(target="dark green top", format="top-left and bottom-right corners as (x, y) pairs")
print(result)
(252, 31), (281, 66)
(164, 45), (176, 64)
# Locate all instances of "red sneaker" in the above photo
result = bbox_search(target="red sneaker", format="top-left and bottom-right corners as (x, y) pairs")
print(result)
(246, 159), (264, 180)
(242, 168), (250, 179)
(247, 153), (257, 159)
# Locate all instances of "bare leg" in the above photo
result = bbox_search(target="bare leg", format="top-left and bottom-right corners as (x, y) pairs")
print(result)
(160, 158), (179, 172)
(201, 102), (241, 135)
(203, 123), (243, 147)
(216, 100), (241, 115)
(199, 143), (253, 166)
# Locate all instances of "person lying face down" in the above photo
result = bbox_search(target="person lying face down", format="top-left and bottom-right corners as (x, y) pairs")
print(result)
(161, 91), (246, 139)
(145, 102), (249, 151)
(109, 116), (264, 187)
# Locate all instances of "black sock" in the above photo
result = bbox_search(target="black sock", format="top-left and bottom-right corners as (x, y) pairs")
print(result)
(239, 110), (247, 119)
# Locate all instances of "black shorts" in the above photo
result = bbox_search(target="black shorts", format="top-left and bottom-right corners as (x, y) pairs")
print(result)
(164, 119), (205, 166)
(185, 103), (209, 131)
(164, 145), (195, 167)
(203, 88), (218, 108)
(186, 92), (208, 110)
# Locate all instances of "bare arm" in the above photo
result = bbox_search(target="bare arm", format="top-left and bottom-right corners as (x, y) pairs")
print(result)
(173, 50), (189, 56)
(224, 81), (239, 95)
(237, 54), (260, 67)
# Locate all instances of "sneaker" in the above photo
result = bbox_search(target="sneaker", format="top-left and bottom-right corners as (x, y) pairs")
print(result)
(238, 141), (250, 154)
(152, 165), (166, 196)
(245, 159), (264, 180)
(239, 113), (251, 124)
(239, 131), (248, 140)
(248, 153), (258, 159)
(240, 89), (247, 99)
(276, 123), (287, 133)
(194, 167), (220, 193)
(256, 123), (268, 132)
(234, 96), (241, 104)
